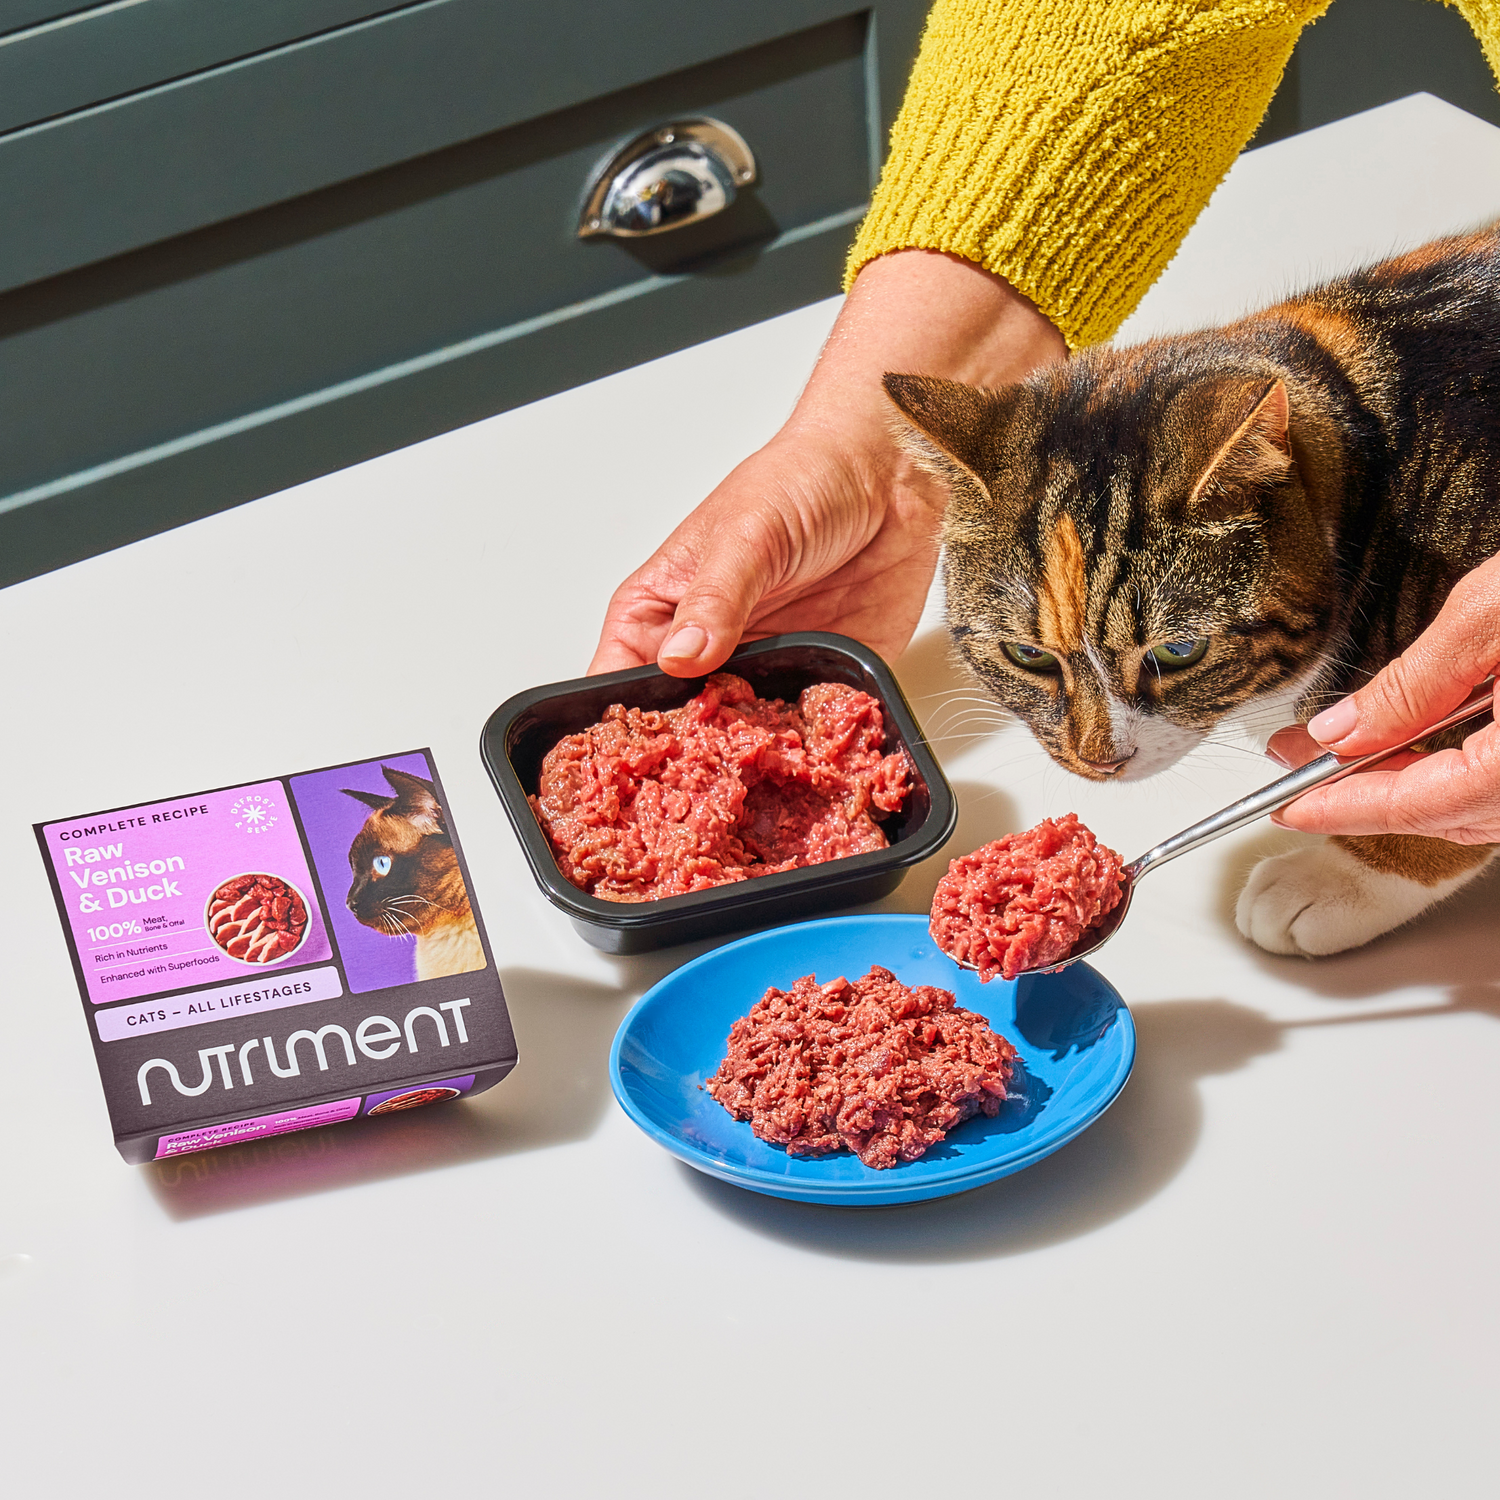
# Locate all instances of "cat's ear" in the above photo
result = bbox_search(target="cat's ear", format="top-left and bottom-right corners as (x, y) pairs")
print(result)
(1189, 377), (1293, 513)
(382, 767), (437, 799)
(341, 787), (392, 811)
(882, 373), (1018, 490)
(382, 768), (447, 836)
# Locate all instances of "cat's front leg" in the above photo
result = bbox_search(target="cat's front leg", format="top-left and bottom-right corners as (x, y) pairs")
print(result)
(1235, 834), (1495, 957)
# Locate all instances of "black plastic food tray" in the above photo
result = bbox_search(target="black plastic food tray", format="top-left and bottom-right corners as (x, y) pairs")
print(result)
(480, 632), (957, 954)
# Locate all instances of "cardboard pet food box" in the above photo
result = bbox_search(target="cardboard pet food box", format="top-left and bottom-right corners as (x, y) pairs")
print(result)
(36, 750), (516, 1163)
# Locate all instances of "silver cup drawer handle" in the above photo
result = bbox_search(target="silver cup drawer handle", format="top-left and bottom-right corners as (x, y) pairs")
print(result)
(578, 117), (757, 240)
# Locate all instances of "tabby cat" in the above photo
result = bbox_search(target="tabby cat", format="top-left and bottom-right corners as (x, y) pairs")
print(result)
(342, 767), (485, 979)
(884, 226), (1500, 957)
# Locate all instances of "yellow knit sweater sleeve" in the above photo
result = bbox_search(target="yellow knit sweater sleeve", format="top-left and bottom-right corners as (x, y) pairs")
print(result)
(848, 0), (1333, 348)
(1447, 0), (1500, 83)
(852, 0), (1500, 348)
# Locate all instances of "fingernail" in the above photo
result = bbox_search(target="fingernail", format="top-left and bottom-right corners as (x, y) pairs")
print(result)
(1265, 746), (1291, 769)
(660, 625), (707, 661)
(1308, 697), (1357, 744)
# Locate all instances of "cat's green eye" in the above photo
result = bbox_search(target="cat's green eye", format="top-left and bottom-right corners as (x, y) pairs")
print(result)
(372, 855), (392, 876)
(1002, 642), (1061, 673)
(1147, 638), (1210, 670)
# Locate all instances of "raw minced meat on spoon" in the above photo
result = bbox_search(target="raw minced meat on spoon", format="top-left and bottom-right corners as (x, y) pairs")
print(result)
(930, 814), (1125, 981)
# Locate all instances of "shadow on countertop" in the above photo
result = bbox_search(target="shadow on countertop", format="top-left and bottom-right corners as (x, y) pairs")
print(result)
(145, 964), (629, 1219)
(1212, 820), (1500, 1001)
(680, 854), (1500, 1261)
(1235, 853), (1500, 1004)
(145, 640), (1500, 1231)
(680, 958), (1500, 1262)
(678, 633), (1500, 1259)
(679, 995), (1279, 1261)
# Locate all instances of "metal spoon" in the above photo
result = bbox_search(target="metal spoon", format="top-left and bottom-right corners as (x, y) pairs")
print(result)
(951, 679), (1496, 981)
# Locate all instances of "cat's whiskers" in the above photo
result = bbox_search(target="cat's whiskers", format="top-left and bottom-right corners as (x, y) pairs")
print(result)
(924, 691), (1017, 720)
(930, 696), (1014, 714)
(965, 750), (1065, 797)
(910, 683), (999, 704)
(922, 693), (1019, 730)
(950, 715), (1022, 735)
(927, 694), (1015, 716)
(929, 711), (1017, 735)
(919, 687), (1014, 705)
(930, 718), (1014, 744)
(378, 903), (418, 940)
(1198, 738), (1277, 761)
(932, 730), (1011, 747)
(916, 682), (1014, 703)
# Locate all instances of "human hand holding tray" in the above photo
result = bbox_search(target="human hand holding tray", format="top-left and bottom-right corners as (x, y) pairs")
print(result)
(35, 750), (517, 1163)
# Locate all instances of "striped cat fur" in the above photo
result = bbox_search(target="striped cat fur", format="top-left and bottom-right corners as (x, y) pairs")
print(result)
(885, 227), (1500, 957)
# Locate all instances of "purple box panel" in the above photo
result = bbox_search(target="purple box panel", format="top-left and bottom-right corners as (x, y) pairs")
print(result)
(154, 1097), (363, 1158)
(291, 752), (488, 996)
(363, 1074), (476, 1115)
(40, 781), (332, 1005)
(36, 748), (517, 1164)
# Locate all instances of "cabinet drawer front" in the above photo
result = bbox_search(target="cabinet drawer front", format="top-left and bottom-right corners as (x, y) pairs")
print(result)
(0, 3), (930, 586)
(0, 0), (870, 293)
(0, 2), (81, 30)
(0, 1), (412, 136)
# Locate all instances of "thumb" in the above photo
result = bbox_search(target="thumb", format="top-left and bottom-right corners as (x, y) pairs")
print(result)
(1307, 558), (1500, 753)
(656, 529), (774, 679)
(1265, 724), (1322, 770)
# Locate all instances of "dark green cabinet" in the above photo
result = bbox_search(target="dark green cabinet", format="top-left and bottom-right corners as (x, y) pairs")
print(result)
(7, 0), (1491, 589)
(0, 0), (930, 586)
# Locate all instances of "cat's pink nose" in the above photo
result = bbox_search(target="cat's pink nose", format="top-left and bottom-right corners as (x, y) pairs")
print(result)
(1083, 752), (1136, 774)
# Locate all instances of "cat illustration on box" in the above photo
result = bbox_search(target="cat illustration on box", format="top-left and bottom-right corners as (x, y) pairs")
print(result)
(341, 767), (485, 980)
(884, 226), (1499, 958)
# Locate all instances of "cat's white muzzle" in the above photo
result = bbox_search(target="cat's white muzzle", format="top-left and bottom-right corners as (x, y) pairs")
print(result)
(1102, 699), (1206, 781)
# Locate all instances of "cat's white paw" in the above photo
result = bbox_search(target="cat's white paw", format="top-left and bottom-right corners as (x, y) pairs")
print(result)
(1235, 840), (1465, 957)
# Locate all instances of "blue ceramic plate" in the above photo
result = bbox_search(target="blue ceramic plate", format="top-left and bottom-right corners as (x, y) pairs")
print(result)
(609, 913), (1135, 1206)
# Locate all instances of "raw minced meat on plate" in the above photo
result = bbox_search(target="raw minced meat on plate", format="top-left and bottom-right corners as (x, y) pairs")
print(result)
(705, 965), (1016, 1169)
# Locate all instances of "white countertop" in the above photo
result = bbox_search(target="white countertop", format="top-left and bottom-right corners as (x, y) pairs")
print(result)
(4, 94), (1500, 1499)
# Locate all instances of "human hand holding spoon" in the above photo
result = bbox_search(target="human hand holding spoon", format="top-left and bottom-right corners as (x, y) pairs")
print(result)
(934, 679), (1496, 982)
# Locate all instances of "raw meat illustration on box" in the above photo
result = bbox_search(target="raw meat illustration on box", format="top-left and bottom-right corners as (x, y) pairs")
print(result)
(36, 750), (516, 1163)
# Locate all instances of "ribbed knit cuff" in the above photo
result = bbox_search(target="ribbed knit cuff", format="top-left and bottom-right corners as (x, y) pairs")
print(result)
(848, 0), (1330, 347)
